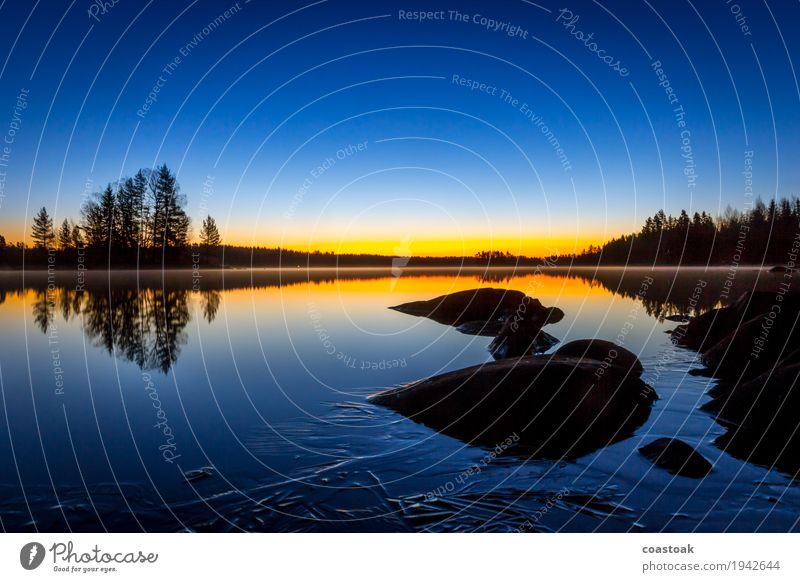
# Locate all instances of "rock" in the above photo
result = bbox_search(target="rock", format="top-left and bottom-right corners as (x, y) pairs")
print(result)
(368, 351), (656, 457)
(673, 291), (800, 378)
(702, 361), (800, 476)
(455, 320), (506, 337)
(664, 314), (692, 323)
(554, 339), (644, 378)
(672, 307), (742, 351)
(456, 322), (562, 354)
(729, 290), (800, 317)
(488, 297), (564, 359)
(638, 438), (712, 478)
(702, 363), (800, 427)
(712, 426), (800, 477)
(184, 466), (215, 482)
(701, 315), (800, 380)
(389, 288), (526, 327)
(529, 330), (561, 353)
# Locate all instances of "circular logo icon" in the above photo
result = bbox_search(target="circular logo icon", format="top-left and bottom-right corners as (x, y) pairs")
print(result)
(20, 542), (46, 570)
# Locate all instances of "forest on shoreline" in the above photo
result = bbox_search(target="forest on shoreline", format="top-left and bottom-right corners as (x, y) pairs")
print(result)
(1, 163), (796, 270)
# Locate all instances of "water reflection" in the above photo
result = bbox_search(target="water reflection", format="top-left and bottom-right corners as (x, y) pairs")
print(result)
(199, 290), (221, 323)
(1, 266), (799, 532)
(0, 265), (778, 375)
(561, 267), (776, 320)
(26, 286), (194, 373)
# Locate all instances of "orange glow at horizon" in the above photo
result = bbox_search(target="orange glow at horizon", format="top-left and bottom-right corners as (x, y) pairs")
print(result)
(1, 223), (607, 257)
(222, 235), (606, 257)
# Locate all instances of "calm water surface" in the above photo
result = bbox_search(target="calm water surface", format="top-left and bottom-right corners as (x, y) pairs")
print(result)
(0, 267), (798, 532)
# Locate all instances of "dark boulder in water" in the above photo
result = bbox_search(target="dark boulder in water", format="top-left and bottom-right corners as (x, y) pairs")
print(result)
(455, 322), (561, 354)
(554, 339), (644, 378)
(638, 438), (712, 478)
(701, 315), (800, 380)
(673, 291), (800, 352)
(368, 350), (656, 458)
(712, 425), (800, 478)
(488, 297), (564, 359)
(455, 319), (506, 337)
(725, 289), (800, 321)
(390, 288), (564, 359)
(389, 288), (526, 327)
(184, 466), (215, 483)
(702, 363), (800, 429)
(701, 343), (800, 476)
(673, 290), (800, 380)
(672, 307), (742, 352)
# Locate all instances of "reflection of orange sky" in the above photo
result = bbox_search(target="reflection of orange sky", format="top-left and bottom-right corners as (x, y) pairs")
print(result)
(0, 273), (616, 325)
(249, 272), (615, 307)
(204, 272), (614, 315)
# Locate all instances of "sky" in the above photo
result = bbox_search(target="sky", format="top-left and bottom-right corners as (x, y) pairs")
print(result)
(0, 0), (798, 256)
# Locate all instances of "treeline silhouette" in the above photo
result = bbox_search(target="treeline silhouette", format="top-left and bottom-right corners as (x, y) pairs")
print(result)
(2, 163), (795, 269)
(1, 164), (226, 268)
(574, 198), (800, 265)
(0, 160), (551, 269)
(0, 162), (554, 269)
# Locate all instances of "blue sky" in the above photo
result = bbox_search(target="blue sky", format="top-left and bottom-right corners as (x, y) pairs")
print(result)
(0, 0), (798, 255)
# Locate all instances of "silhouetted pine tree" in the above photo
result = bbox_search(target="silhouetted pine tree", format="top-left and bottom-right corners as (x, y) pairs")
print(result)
(31, 207), (54, 249)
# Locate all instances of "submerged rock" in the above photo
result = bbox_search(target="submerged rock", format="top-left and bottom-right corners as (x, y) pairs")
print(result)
(368, 349), (656, 458)
(389, 288), (526, 327)
(455, 322), (562, 354)
(391, 288), (564, 359)
(638, 438), (712, 478)
(184, 466), (216, 483)
(488, 298), (564, 359)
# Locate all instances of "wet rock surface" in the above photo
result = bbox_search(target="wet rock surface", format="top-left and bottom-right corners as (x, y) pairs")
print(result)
(702, 364), (800, 475)
(389, 288), (526, 327)
(368, 348), (656, 458)
(674, 291), (800, 377)
(638, 438), (712, 478)
(669, 290), (800, 476)
(391, 288), (564, 358)
(555, 339), (644, 378)
(488, 298), (564, 359)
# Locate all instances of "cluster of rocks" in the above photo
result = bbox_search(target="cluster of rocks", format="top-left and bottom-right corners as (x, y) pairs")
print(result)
(376, 289), (675, 464)
(375, 287), (769, 478)
(369, 337), (656, 458)
(389, 287), (564, 359)
(673, 290), (800, 475)
(673, 290), (800, 380)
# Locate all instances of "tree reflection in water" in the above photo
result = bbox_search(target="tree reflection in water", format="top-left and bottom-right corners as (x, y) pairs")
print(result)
(27, 286), (210, 373)
(10, 265), (777, 374)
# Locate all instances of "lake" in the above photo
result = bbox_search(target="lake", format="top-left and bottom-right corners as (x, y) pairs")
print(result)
(0, 266), (798, 532)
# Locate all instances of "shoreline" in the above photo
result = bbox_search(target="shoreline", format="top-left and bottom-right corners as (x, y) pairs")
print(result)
(0, 264), (779, 272)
